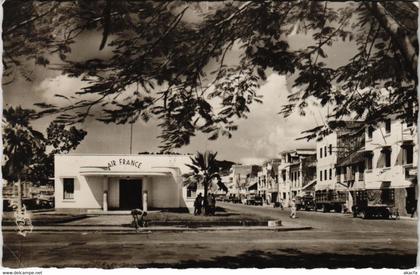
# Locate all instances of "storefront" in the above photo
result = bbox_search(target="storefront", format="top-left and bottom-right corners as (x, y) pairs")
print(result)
(54, 154), (193, 211)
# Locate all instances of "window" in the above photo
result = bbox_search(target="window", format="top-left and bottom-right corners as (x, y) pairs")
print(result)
(329, 169), (332, 180)
(366, 155), (373, 170)
(383, 150), (391, 168)
(324, 169), (328, 181)
(324, 146), (327, 157)
(336, 167), (341, 182)
(405, 145), (414, 164)
(319, 170), (323, 181)
(329, 144), (332, 155)
(367, 126), (374, 139)
(385, 119), (391, 134)
(320, 148), (323, 158)
(63, 178), (75, 200)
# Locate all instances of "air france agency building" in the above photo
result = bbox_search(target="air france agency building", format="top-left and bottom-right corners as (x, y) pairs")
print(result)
(54, 154), (194, 211)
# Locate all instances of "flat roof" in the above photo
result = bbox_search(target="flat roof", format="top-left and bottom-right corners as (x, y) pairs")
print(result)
(55, 153), (192, 157)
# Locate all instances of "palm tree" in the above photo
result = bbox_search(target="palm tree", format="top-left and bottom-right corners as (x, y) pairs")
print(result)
(3, 107), (45, 212)
(184, 151), (220, 215)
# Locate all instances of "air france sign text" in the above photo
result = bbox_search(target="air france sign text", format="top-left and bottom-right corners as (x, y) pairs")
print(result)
(107, 159), (142, 170)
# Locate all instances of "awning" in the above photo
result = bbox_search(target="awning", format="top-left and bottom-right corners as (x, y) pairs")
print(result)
(336, 150), (365, 167)
(365, 180), (416, 189)
(80, 165), (175, 177)
(401, 140), (414, 147)
(348, 180), (365, 191)
(302, 179), (316, 191)
(380, 145), (392, 152)
(315, 183), (334, 191)
(80, 171), (171, 177)
(247, 182), (258, 190)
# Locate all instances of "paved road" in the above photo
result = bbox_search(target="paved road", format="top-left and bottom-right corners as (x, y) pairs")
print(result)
(220, 202), (418, 234)
(3, 203), (418, 268)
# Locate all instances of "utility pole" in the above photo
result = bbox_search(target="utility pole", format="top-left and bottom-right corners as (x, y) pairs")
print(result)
(129, 122), (133, 154)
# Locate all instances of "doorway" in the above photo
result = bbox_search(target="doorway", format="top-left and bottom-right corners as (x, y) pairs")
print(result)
(119, 179), (142, 210)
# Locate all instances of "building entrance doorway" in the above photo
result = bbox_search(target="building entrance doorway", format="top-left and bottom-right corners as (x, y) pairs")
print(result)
(119, 179), (142, 210)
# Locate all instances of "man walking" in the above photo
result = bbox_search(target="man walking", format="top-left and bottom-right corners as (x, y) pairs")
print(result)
(194, 193), (203, 215)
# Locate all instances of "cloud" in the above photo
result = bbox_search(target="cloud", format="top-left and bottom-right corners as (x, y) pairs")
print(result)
(212, 73), (327, 161)
(35, 75), (89, 106)
(239, 157), (266, 166)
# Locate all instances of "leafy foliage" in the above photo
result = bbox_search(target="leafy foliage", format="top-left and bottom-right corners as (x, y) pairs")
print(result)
(4, 1), (418, 149)
(2, 106), (87, 185)
(184, 151), (223, 214)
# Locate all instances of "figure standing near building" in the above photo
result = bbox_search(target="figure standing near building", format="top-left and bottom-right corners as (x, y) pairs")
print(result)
(206, 193), (214, 215)
(290, 198), (297, 219)
(194, 193), (203, 215)
(210, 193), (216, 215)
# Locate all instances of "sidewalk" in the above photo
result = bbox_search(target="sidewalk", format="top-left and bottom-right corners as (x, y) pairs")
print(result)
(2, 224), (312, 233)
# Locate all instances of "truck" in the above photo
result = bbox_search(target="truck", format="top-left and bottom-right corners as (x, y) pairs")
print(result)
(295, 195), (315, 211)
(351, 189), (395, 219)
(314, 190), (346, 213)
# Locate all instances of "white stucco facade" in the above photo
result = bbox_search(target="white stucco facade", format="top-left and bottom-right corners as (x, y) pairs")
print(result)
(54, 154), (193, 211)
(364, 118), (417, 190)
(316, 132), (338, 191)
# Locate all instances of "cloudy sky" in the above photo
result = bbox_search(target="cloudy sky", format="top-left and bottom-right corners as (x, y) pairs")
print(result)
(3, 3), (358, 165)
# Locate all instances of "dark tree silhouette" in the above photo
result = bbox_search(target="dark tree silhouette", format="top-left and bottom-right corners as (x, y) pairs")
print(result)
(3, 1), (418, 150)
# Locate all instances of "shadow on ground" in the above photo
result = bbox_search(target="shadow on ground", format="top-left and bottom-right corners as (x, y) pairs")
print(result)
(41, 248), (416, 269)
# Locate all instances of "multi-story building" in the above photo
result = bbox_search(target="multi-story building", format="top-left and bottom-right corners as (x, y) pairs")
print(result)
(315, 121), (366, 211)
(276, 150), (317, 206)
(278, 151), (293, 205)
(257, 159), (280, 204)
(316, 118), (418, 216)
(334, 123), (366, 211)
(288, 149), (317, 199)
(363, 117), (417, 216)
(231, 164), (260, 199)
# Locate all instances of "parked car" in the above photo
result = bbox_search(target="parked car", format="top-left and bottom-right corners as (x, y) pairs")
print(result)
(295, 195), (315, 211)
(228, 194), (241, 204)
(245, 195), (263, 206)
(254, 195), (263, 206)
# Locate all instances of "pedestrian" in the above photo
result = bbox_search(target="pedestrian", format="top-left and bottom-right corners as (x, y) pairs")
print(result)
(411, 200), (417, 218)
(207, 193), (214, 215)
(194, 193), (203, 215)
(290, 198), (297, 219)
(210, 193), (216, 215)
(131, 209), (147, 232)
(279, 198), (284, 210)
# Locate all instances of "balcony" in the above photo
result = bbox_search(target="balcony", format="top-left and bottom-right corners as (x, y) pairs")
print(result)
(404, 164), (417, 179)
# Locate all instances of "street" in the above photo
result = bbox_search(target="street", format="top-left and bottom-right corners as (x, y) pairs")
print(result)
(3, 203), (418, 268)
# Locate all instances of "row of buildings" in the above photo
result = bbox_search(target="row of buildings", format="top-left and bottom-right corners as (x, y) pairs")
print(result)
(9, 116), (413, 216)
(224, 117), (418, 216)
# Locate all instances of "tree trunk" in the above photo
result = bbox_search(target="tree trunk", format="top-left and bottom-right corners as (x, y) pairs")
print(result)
(17, 179), (22, 213)
(203, 181), (209, 215)
(365, 2), (418, 79)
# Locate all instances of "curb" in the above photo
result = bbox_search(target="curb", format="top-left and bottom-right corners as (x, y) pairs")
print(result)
(2, 225), (312, 233)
